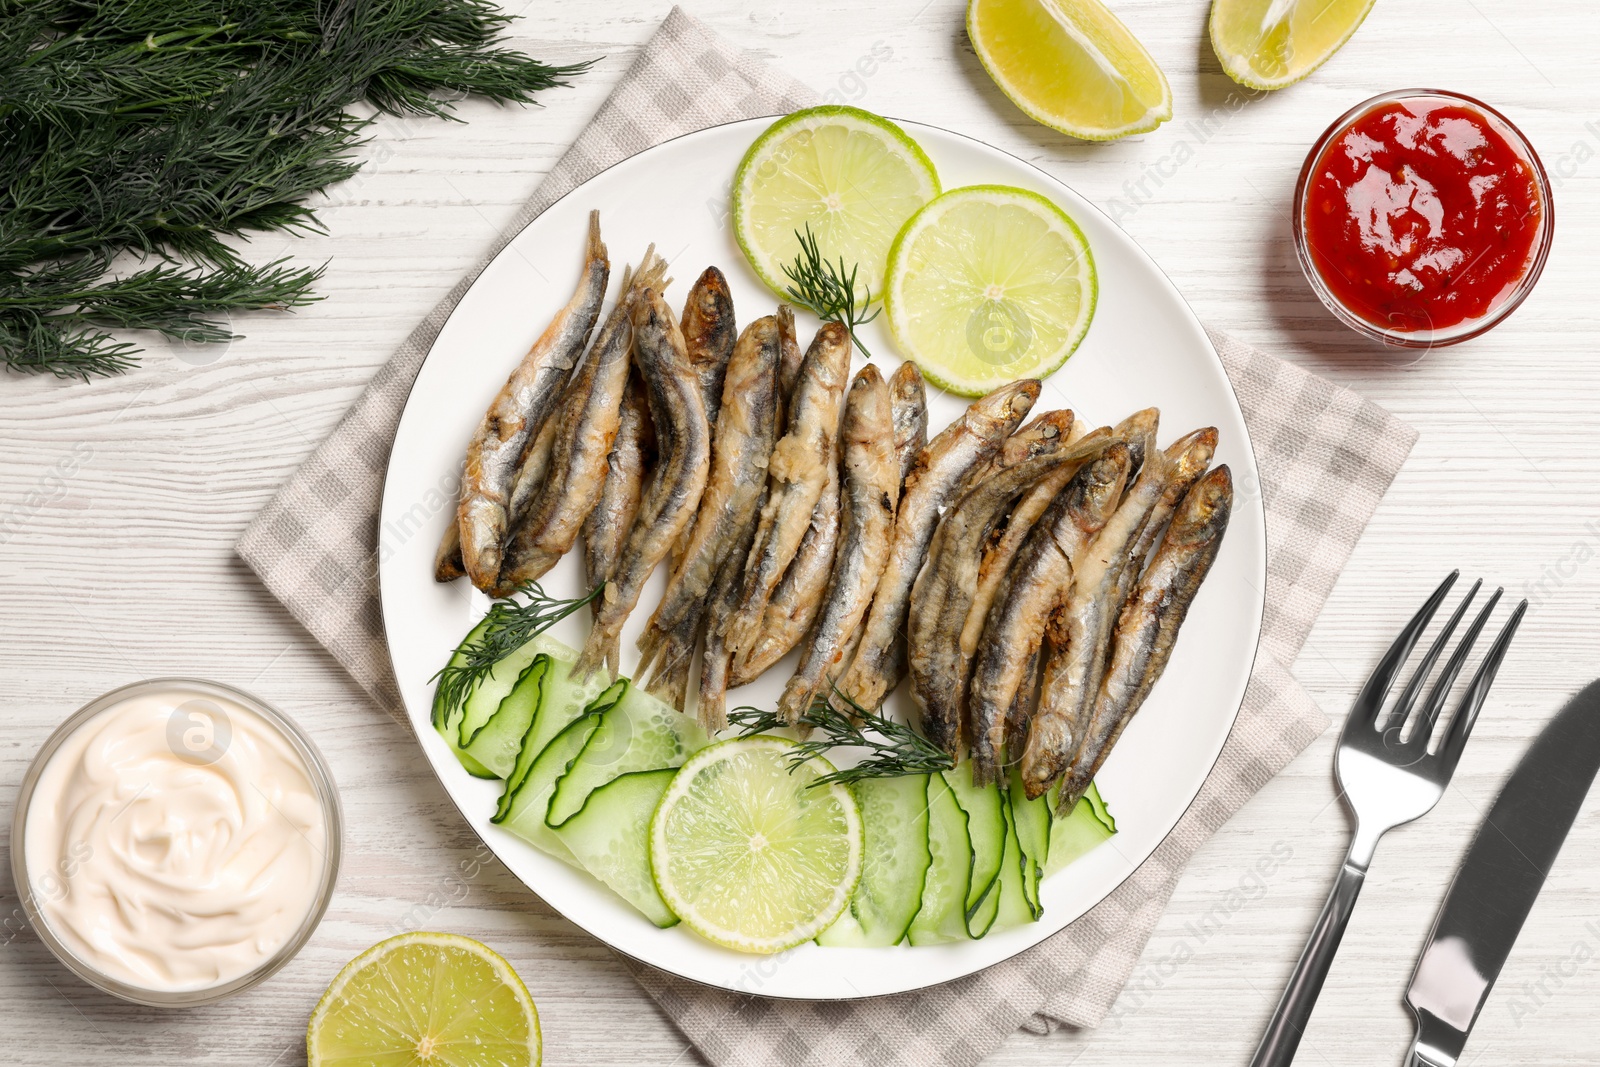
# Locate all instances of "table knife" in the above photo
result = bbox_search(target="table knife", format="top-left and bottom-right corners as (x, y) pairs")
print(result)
(1404, 678), (1600, 1066)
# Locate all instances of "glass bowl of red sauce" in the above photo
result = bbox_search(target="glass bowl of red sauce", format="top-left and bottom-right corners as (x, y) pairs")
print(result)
(1293, 89), (1552, 349)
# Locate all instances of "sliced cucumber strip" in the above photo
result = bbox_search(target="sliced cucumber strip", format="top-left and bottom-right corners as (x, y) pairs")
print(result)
(460, 655), (549, 779)
(1045, 780), (1117, 876)
(944, 764), (1005, 938)
(545, 682), (707, 829)
(907, 773), (972, 945)
(1009, 767), (1051, 919)
(554, 768), (680, 928)
(432, 617), (491, 731)
(457, 635), (545, 749)
(494, 679), (627, 843)
(818, 775), (931, 947)
(991, 801), (1036, 931)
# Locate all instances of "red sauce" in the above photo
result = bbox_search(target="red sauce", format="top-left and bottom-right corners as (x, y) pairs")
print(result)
(1301, 98), (1543, 334)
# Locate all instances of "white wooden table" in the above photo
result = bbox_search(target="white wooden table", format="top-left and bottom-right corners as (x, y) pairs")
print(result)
(4, 2), (1598, 1064)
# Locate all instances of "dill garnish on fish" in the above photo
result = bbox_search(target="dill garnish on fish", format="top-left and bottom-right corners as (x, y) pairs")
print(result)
(729, 689), (955, 786)
(780, 224), (882, 358)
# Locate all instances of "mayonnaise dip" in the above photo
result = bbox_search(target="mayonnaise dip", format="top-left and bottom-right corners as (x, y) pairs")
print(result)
(22, 684), (331, 993)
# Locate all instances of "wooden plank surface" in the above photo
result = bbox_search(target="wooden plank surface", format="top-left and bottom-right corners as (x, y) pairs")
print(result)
(3, 1), (1598, 1063)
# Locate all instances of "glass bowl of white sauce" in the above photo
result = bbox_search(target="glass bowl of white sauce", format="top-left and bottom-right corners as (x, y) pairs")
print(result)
(10, 678), (342, 1006)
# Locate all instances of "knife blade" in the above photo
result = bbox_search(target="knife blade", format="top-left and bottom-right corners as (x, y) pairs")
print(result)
(1404, 678), (1600, 1067)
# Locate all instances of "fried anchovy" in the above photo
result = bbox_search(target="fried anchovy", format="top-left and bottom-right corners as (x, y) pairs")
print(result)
(457, 211), (609, 592)
(639, 314), (783, 701)
(724, 322), (852, 659)
(697, 504), (765, 730)
(966, 441), (1128, 785)
(1057, 464), (1233, 813)
(576, 286), (711, 678)
(1021, 411), (1178, 799)
(888, 361), (928, 487)
(582, 371), (654, 651)
(728, 447), (840, 688)
(777, 365), (900, 722)
(497, 252), (667, 594)
(907, 421), (1110, 756)
(836, 379), (1041, 712)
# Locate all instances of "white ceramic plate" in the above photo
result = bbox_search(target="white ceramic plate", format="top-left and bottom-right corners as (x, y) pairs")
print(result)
(379, 117), (1266, 1000)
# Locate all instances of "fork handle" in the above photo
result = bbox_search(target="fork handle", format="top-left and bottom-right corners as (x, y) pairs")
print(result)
(1248, 859), (1368, 1067)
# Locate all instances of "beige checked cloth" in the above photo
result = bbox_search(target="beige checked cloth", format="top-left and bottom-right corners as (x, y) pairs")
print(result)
(237, 8), (1418, 1065)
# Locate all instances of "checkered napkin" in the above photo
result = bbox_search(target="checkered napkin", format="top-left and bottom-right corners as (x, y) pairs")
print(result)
(237, 8), (1418, 1064)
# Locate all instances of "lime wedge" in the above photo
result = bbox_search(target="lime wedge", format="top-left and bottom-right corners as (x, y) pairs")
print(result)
(885, 185), (1097, 396)
(732, 106), (939, 302)
(650, 737), (862, 954)
(1209, 0), (1376, 90)
(967, 0), (1172, 141)
(307, 932), (540, 1067)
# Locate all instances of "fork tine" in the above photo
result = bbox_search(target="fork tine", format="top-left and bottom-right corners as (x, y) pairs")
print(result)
(1437, 597), (1527, 773)
(1411, 586), (1499, 744)
(1353, 571), (1459, 724)
(1388, 578), (1480, 736)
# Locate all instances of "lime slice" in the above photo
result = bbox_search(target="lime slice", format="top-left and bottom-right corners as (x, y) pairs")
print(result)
(307, 932), (540, 1067)
(885, 185), (1097, 397)
(650, 737), (862, 954)
(1209, 0), (1376, 90)
(732, 106), (940, 302)
(966, 0), (1173, 141)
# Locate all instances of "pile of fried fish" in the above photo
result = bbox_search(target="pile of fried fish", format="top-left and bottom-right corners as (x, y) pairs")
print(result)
(435, 213), (1233, 812)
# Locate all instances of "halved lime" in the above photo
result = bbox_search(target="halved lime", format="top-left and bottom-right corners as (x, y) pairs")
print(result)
(650, 737), (862, 954)
(885, 185), (1096, 396)
(1210, 0), (1376, 90)
(967, 0), (1172, 141)
(307, 932), (540, 1067)
(732, 106), (940, 303)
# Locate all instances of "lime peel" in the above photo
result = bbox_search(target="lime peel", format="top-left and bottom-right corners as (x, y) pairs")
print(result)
(1208, 0), (1377, 91)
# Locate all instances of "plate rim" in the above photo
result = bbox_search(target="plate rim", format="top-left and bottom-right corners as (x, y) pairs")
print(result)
(377, 113), (1266, 1000)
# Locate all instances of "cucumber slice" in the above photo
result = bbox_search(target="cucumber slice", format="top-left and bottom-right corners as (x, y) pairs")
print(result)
(460, 655), (549, 778)
(817, 775), (931, 947)
(432, 617), (491, 730)
(907, 773), (972, 945)
(1045, 780), (1117, 876)
(545, 682), (707, 829)
(991, 801), (1036, 931)
(1008, 768), (1051, 919)
(943, 764), (1006, 938)
(457, 635), (545, 749)
(553, 768), (680, 928)
(494, 679), (627, 838)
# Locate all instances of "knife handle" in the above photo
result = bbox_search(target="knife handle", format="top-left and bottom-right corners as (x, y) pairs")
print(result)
(1249, 858), (1368, 1067)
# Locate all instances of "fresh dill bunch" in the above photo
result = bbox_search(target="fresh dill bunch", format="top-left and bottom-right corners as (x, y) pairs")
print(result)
(0, 0), (592, 379)
(729, 688), (955, 786)
(780, 223), (882, 358)
(431, 582), (600, 724)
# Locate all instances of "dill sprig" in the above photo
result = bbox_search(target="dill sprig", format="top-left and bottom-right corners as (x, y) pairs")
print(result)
(780, 223), (881, 358)
(431, 581), (600, 723)
(1, 0), (591, 379)
(729, 688), (954, 786)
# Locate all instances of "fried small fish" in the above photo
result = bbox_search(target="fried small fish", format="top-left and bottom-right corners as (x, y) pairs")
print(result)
(582, 372), (654, 659)
(888, 361), (928, 488)
(457, 211), (609, 593)
(1056, 465), (1233, 812)
(837, 379), (1040, 712)
(680, 267), (737, 428)
(777, 365), (900, 722)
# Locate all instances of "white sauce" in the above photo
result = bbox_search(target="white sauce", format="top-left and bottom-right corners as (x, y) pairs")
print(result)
(24, 688), (328, 992)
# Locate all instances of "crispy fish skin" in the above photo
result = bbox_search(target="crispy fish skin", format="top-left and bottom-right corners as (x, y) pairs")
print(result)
(907, 422), (1110, 757)
(497, 253), (667, 594)
(966, 442), (1129, 785)
(639, 315), (783, 697)
(728, 450), (840, 688)
(1119, 426), (1218, 594)
(576, 288), (712, 679)
(582, 372), (653, 640)
(458, 211), (609, 593)
(724, 322), (853, 659)
(888, 361), (928, 487)
(1021, 416), (1179, 800)
(777, 366), (900, 722)
(837, 379), (1041, 712)
(1057, 465), (1233, 812)
(681, 267), (738, 427)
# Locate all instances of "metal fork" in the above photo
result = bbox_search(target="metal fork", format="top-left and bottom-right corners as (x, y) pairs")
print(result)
(1249, 571), (1526, 1067)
